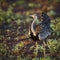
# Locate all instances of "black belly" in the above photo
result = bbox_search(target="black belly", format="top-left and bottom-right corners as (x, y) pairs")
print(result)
(30, 33), (39, 41)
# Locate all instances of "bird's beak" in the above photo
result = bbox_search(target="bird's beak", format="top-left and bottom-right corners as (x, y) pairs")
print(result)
(29, 15), (35, 19)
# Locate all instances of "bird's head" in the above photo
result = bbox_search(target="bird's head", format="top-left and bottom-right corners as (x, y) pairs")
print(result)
(29, 13), (43, 21)
(29, 14), (38, 20)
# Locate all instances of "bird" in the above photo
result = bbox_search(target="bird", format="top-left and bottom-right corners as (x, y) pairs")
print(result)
(29, 12), (52, 57)
(28, 12), (52, 41)
(28, 13), (53, 57)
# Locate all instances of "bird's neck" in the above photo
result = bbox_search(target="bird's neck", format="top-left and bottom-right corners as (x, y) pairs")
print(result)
(31, 19), (37, 36)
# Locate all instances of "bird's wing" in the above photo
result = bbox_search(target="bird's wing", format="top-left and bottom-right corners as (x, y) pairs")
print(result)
(35, 24), (43, 35)
(38, 26), (51, 40)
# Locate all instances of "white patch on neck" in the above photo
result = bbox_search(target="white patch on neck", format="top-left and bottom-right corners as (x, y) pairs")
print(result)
(31, 15), (37, 36)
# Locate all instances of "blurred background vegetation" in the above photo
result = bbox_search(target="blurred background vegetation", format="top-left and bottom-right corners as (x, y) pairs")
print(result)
(0, 0), (60, 60)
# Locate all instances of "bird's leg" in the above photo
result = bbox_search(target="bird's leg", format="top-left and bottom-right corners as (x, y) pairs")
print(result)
(34, 41), (39, 57)
(43, 41), (46, 57)
(36, 41), (38, 49)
